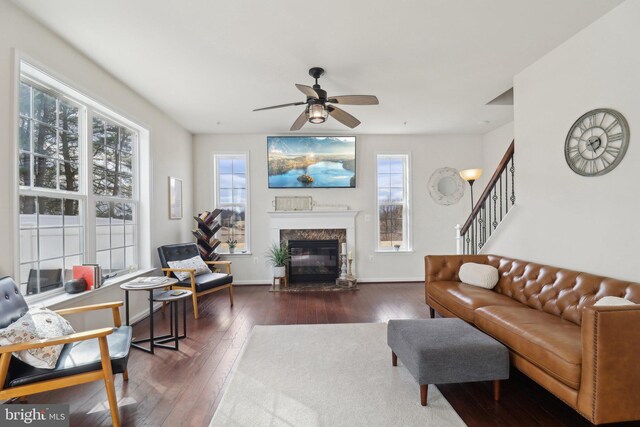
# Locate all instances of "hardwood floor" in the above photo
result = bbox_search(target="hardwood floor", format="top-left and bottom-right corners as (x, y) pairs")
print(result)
(21, 283), (640, 426)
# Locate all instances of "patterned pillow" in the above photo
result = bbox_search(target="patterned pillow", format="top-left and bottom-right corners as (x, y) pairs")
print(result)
(167, 255), (211, 281)
(0, 307), (75, 369)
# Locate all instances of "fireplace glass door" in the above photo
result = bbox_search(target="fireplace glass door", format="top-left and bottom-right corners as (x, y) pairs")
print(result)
(288, 239), (339, 283)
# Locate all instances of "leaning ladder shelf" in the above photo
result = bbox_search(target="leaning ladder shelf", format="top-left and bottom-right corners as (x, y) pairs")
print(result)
(192, 209), (223, 261)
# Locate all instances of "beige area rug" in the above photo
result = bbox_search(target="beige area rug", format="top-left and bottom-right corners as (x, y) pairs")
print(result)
(210, 323), (466, 427)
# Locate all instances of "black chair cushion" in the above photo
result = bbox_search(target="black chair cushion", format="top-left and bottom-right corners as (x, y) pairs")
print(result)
(5, 326), (132, 388)
(0, 276), (29, 329)
(177, 273), (233, 292)
(157, 243), (200, 269)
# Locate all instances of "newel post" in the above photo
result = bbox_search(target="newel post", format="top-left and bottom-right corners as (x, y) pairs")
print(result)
(455, 224), (463, 255)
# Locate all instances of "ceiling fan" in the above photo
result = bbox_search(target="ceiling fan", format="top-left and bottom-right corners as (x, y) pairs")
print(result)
(253, 67), (379, 131)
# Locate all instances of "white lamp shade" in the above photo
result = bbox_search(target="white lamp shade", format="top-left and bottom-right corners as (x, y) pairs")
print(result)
(459, 168), (483, 181)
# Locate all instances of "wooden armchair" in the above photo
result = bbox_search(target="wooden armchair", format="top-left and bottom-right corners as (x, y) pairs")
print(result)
(0, 276), (131, 427)
(158, 243), (234, 319)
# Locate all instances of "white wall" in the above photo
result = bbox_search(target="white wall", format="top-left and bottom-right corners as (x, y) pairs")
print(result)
(473, 121), (514, 196)
(483, 1), (640, 282)
(0, 0), (194, 324)
(193, 134), (484, 283)
(482, 122), (513, 175)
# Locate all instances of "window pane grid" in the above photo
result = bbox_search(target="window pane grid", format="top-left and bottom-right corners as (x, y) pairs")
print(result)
(19, 195), (84, 295)
(92, 116), (135, 199)
(376, 155), (409, 250)
(95, 201), (137, 273)
(19, 82), (80, 193)
(215, 155), (249, 253)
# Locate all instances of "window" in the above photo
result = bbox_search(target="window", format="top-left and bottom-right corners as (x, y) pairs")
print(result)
(213, 153), (250, 253)
(93, 116), (137, 273)
(17, 64), (141, 296)
(376, 154), (411, 251)
(19, 196), (83, 295)
(19, 82), (80, 192)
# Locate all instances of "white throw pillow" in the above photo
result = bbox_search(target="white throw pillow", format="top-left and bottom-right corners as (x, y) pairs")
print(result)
(594, 296), (635, 307)
(459, 263), (499, 289)
(0, 307), (75, 369)
(168, 255), (210, 281)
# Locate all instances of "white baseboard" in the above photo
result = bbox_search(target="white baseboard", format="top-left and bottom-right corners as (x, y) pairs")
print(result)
(128, 302), (163, 325)
(233, 279), (271, 285)
(358, 277), (423, 283)
(232, 277), (423, 285)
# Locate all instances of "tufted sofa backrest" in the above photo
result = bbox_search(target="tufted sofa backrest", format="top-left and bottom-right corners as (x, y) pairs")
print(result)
(486, 255), (640, 325)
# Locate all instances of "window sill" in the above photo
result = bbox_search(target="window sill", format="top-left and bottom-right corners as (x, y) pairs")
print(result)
(25, 268), (156, 309)
(374, 250), (415, 255)
(218, 252), (252, 256)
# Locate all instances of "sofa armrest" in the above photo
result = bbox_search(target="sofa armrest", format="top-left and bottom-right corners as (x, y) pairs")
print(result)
(424, 255), (487, 303)
(577, 304), (640, 424)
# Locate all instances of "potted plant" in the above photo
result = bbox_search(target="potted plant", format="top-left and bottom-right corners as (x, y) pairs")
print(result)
(266, 242), (290, 279)
(227, 239), (238, 254)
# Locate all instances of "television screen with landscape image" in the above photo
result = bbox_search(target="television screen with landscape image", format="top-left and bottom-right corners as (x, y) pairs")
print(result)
(267, 136), (356, 188)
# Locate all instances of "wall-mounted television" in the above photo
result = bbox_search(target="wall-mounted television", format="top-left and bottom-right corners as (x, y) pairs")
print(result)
(267, 136), (356, 188)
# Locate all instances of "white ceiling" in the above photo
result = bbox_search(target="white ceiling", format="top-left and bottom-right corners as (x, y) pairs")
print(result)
(12, 0), (622, 135)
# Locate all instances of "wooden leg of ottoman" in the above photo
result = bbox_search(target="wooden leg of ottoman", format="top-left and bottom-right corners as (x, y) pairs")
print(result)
(429, 307), (435, 318)
(493, 380), (501, 401)
(420, 384), (428, 406)
(392, 351), (397, 366)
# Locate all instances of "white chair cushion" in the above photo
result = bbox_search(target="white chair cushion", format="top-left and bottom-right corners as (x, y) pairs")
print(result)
(168, 255), (211, 281)
(459, 263), (499, 289)
(594, 296), (635, 307)
(0, 307), (75, 369)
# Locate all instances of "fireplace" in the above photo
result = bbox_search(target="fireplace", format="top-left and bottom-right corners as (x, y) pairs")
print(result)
(288, 239), (340, 283)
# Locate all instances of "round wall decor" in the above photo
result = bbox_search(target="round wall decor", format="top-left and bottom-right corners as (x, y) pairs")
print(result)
(565, 108), (630, 176)
(428, 167), (465, 205)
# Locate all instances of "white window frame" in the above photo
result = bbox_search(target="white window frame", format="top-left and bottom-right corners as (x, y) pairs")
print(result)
(89, 111), (140, 274)
(14, 59), (149, 301)
(375, 153), (412, 252)
(211, 152), (251, 254)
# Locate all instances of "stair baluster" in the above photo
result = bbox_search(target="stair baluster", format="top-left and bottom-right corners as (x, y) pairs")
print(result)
(456, 141), (515, 254)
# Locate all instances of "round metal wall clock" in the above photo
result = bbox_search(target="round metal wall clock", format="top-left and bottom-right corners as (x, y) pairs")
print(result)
(565, 108), (629, 176)
(428, 167), (465, 205)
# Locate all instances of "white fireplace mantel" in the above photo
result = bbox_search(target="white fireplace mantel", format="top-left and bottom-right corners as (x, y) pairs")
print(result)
(267, 210), (360, 251)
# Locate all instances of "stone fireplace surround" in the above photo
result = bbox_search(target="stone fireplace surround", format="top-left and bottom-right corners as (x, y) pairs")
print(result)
(280, 228), (346, 244)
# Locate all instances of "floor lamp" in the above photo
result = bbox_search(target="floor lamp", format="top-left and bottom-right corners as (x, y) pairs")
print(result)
(459, 168), (483, 252)
(459, 168), (483, 209)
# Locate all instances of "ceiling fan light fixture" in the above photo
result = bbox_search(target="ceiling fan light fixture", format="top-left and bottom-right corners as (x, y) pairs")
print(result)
(307, 104), (328, 124)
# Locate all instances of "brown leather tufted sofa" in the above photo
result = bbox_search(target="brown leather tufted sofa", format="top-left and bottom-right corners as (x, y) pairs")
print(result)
(425, 254), (640, 425)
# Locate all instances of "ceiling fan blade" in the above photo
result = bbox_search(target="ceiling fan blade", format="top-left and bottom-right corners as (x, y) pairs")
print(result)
(328, 95), (379, 105)
(295, 84), (319, 99)
(253, 101), (305, 112)
(327, 105), (361, 128)
(290, 110), (307, 131)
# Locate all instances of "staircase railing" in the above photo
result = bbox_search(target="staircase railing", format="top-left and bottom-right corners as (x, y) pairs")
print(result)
(456, 140), (515, 254)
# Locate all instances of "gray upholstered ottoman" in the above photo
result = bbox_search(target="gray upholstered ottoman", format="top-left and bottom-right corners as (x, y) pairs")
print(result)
(387, 318), (509, 406)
